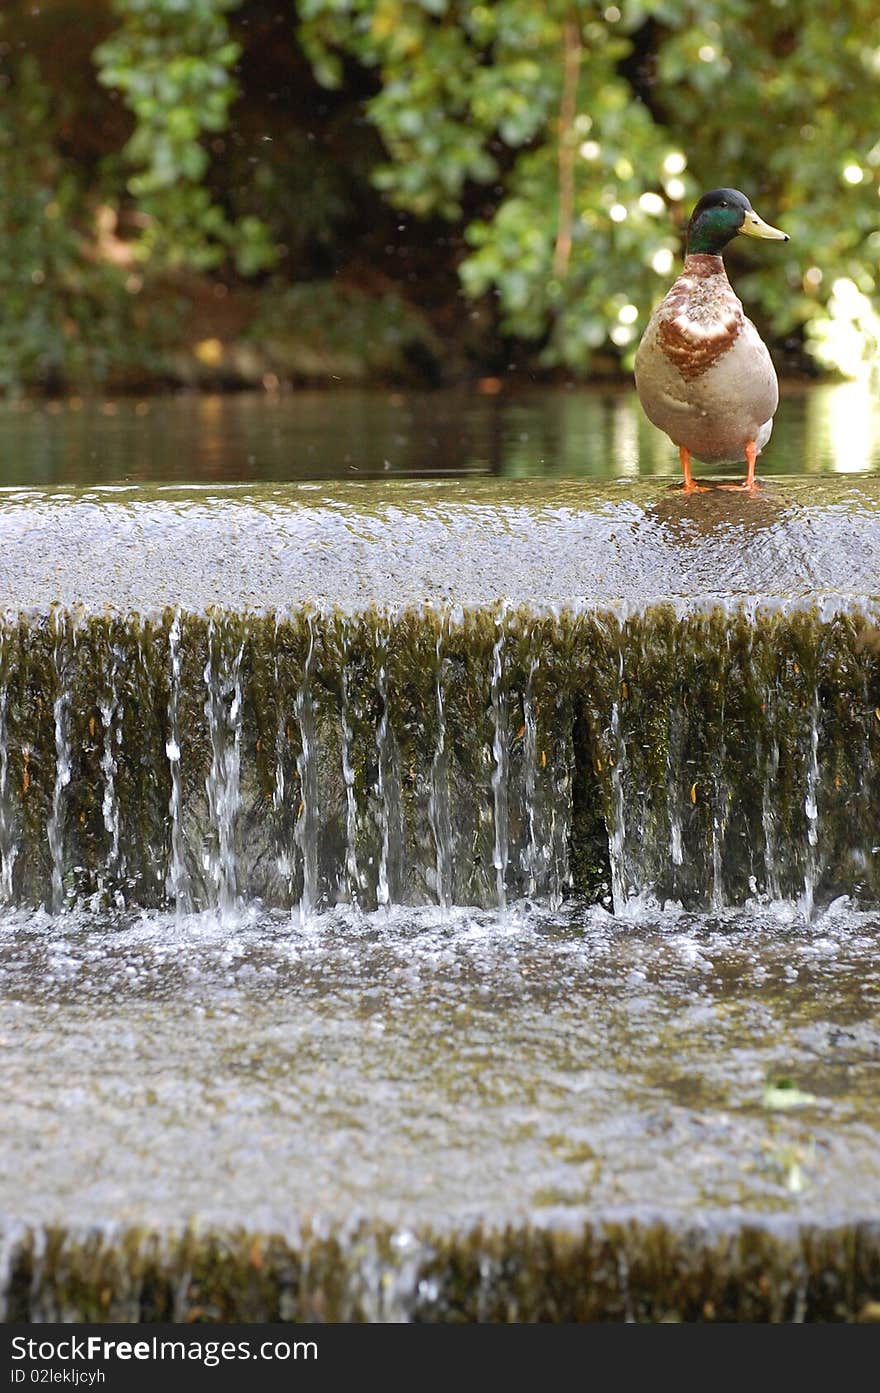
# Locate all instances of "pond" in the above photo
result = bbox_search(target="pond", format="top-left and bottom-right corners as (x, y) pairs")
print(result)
(0, 380), (879, 485)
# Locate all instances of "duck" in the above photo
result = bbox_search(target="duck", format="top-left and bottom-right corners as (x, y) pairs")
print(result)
(634, 188), (789, 493)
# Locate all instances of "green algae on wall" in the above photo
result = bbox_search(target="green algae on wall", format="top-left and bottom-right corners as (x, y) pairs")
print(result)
(4, 1219), (880, 1323)
(0, 599), (879, 913)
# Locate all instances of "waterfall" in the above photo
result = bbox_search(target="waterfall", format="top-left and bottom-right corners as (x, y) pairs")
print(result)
(521, 661), (543, 898)
(47, 615), (73, 914)
(375, 628), (404, 910)
(340, 658), (363, 908)
(295, 613), (319, 923)
(98, 650), (123, 895)
(0, 599), (873, 917)
(608, 643), (632, 915)
(0, 629), (17, 904)
(801, 688), (822, 920)
(165, 611), (191, 912)
(490, 618), (509, 910)
(428, 630), (453, 913)
(202, 618), (244, 918)
(548, 706), (572, 911)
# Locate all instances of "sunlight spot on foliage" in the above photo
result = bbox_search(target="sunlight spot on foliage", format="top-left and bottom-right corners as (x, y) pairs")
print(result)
(639, 192), (665, 215)
(663, 152), (687, 176)
(807, 278), (880, 380)
(194, 338), (224, 367)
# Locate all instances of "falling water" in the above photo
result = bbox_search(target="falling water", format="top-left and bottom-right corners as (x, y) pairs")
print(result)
(202, 619), (244, 918)
(98, 653), (123, 892)
(608, 646), (631, 915)
(0, 600), (874, 916)
(272, 614), (295, 905)
(761, 683), (782, 902)
(548, 711), (572, 911)
(47, 617), (72, 914)
(490, 620), (509, 910)
(521, 662), (543, 897)
(165, 612), (191, 912)
(374, 631), (405, 910)
(295, 614), (319, 923)
(802, 689), (822, 920)
(340, 658), (363, 907)
(0, 633), (17, 904)
(667, 702), (684, 872)
(428, 632), (453, 912)
(709, 657), (729, 912)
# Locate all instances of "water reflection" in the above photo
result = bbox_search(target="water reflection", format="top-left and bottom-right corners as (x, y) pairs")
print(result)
(0, 381), (878, 486)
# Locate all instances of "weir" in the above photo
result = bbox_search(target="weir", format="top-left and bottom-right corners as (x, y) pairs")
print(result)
(0, 478), (879, 915)
(4, 476), (880, 1322)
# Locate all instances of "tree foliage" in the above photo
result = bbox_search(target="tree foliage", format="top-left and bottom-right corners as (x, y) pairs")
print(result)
(95, 0), (275, 271)
(298, 0), (880, 372)
(1, 0), (880, 386)
(0, 54), (165, 389)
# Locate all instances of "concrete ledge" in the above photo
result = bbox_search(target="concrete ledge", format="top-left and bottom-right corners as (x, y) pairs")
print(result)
(2, 477), (880, 614)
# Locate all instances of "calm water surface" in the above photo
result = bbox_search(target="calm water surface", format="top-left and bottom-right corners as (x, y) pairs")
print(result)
(0, 382), (878, 485)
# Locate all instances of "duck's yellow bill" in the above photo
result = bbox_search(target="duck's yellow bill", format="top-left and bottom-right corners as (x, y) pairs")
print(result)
(739, 209), (789, 241)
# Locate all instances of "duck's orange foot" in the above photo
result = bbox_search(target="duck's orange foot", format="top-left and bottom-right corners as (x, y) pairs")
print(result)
(677, 446), (710, 493)
(715, 440), (761, 493)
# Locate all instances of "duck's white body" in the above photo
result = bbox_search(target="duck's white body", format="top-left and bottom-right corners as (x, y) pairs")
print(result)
(634, 253), (778, 464)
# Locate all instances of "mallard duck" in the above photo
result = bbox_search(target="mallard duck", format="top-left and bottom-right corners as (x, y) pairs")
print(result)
(634, 188), (789, 492)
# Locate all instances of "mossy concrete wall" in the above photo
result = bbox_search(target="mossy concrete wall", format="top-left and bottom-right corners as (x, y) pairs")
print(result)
(4, 1220), (880, 1323)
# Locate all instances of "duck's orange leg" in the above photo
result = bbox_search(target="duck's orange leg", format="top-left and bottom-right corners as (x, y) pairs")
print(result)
(679, 445), (708, 494)
(743, 439), (758, 491)
(718, 440), (761, 492)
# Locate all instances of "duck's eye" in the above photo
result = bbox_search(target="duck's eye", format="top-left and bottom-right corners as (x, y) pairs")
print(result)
(719, 201), (728, 207)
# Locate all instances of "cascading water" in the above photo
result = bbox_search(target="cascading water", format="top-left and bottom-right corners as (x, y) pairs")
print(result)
(47, 615), (73, 915)
(801, 688), (822, 919)
(202, 619), (244, 919)
(165, 610), (191, 913)
(340, 659), (364, 908)
(490, 617), (510, 911)
(428, 629), (453, 913)
(607, 644), (632, 914)
(294, 613), (319, 923)
(0, 598), (876, 917)
(98, 649), (123, 897)
(0, 632), (17, 904)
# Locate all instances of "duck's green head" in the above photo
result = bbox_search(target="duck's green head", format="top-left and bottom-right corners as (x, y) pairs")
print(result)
(686, 188), (789, 255)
